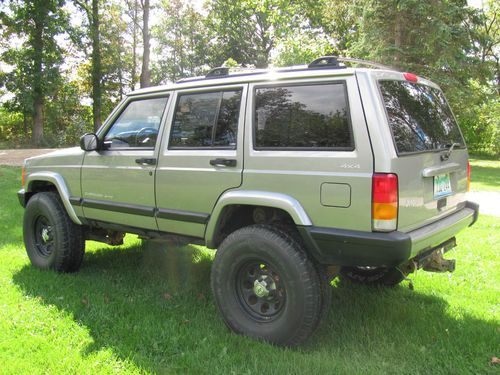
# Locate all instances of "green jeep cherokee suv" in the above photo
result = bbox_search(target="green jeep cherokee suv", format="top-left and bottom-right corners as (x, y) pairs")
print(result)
(17, 57), (479, 346)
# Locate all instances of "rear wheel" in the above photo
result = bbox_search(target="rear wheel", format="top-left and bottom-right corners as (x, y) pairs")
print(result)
(211, 225), (323, 346)
(23, 192), (85, 272)
(340, 266), (405, 286)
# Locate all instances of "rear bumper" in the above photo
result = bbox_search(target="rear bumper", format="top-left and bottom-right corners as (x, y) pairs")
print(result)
(299, 201), (479, 266)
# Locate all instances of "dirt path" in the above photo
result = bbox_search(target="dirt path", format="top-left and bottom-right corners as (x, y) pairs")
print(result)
(0, 149), (57, 166)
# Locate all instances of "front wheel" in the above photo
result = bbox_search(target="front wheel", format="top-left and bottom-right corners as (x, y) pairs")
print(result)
(340, 266), (405, 286)
(211, 225), (323, 347)
(23, 192), (85, 272)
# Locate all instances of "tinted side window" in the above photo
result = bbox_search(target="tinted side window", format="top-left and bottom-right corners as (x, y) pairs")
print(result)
(170, 90), (242, 148)
(254, 83), (353, 149)
(104, 96), (168, 149)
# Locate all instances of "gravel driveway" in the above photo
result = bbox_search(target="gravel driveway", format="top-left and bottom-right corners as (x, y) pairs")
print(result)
(0, 149), (56, 166)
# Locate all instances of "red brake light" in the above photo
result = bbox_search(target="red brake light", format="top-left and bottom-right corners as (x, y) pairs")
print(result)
(403, 72), (418, 82)
(21, 166), (25, 187)
(372, 173), (398, 231)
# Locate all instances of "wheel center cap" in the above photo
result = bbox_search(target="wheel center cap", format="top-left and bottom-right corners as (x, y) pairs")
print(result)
(41, 228), (50, 242)
(253, 280), (269, 297)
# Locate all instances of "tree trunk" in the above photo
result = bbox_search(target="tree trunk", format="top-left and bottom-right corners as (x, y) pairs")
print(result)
(32, 4), (45, 146)
(131, 0), (138, 90)
(394, 10), (403, 64)
(140, 0), (151, 88)
(91, 0), (102, 131)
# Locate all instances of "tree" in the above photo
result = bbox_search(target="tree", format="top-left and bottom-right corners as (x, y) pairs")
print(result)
(74, 0), (102, 131)
(125, 0), (141, 90)
(206, 0), (300, 67)
(0, 0), (68, 145)
(153, 0), (208, 83)
(140, 0), (151, 87)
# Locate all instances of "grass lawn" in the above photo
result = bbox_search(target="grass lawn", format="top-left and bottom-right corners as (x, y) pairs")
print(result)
(0, 165), (498, 374)
(469, 157), (500, 193)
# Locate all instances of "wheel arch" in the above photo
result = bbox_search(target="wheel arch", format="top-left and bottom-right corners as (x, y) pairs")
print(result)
(205, 190), (312, 248)
(25, 172), (82, 225)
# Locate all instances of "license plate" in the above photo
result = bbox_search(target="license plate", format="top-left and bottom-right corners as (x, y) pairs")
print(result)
(434, 174), (452, 199)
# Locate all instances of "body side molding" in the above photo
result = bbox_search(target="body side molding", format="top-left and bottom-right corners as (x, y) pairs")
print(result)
(205, 190), (312, 248)
(25, 172), (83, 225)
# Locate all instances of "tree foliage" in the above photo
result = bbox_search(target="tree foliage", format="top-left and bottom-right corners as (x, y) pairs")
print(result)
(0, 0), (497, 154)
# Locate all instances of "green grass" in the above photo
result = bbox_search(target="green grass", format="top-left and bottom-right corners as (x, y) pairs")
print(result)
(470, 158), (500, 192)
(0, 165), (499, 374)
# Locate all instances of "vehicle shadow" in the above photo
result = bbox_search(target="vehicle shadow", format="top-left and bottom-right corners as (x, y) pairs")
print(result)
(12, 240), (497, 374)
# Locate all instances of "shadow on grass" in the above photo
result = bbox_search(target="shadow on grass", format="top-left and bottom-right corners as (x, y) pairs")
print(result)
(12, 240), (498, 374)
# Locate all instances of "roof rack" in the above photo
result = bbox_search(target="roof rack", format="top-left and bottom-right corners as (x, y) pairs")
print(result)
(175, 56), (396, 84)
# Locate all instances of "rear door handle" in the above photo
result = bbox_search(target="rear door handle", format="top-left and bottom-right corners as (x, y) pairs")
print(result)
(135, 157), (157, 165)
(209, 158), (237, 167)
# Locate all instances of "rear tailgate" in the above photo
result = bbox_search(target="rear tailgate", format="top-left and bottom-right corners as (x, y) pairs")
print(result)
(377, 78), (469, 232)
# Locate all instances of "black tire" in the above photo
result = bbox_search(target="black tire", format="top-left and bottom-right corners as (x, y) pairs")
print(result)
(23, 191), (85, 272)
(211, 225), (322, 347)
(340, 266), (405, 286)
(314, 263), (333, 327)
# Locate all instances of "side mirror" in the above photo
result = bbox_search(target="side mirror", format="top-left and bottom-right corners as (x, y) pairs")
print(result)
(80, 133), (99, 151)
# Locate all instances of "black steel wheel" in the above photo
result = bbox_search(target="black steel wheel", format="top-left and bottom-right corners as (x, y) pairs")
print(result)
(23, 192), (85, 272)
(236, 260), (286, 321)
(211, 224), (322, 347)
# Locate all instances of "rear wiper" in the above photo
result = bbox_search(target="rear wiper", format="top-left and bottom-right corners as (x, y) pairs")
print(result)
(440, 142), (461, 161)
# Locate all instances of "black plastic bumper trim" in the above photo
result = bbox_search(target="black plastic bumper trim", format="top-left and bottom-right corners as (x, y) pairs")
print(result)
(17, 189), (26, 208)
(298, 226), (411, 267)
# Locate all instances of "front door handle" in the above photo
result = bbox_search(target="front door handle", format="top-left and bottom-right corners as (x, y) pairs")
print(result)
(135, 157), (157, 165)
(209, 158), (237, 167)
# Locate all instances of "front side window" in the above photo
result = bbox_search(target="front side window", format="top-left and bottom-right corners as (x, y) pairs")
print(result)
(254, 83), (354, 150)
(104, 96), (168, 149)
(169, 89), (242, 149)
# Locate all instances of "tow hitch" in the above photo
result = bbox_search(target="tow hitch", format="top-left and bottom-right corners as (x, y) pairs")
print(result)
(401, 237), (457, 274)
(422, 250), (456, 273)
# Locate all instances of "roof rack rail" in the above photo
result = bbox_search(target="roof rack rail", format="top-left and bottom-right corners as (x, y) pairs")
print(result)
(336, 57), (399, 71)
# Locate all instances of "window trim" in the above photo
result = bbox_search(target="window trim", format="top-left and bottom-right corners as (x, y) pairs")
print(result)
(251, 80), (355, 151)
(168, 88), (243, 151)
(100, 94), (170, 151)
(376, 79), (466, 157)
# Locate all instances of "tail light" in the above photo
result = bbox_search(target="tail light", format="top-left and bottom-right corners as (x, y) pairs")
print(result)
(21, 166), (26, 187)
(372, 173), (398, 232)
(467, 160), (470, 192)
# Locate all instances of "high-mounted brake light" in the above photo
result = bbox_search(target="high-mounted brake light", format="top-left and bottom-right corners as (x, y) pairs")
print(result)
(403, 72), (418, 82)
(467, 160), (471, 192)
(372, 173), (398, 231)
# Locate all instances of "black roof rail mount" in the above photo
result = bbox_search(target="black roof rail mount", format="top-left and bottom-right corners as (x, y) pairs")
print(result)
(308, 56), (344, 69)
(205, 67), (230, 78)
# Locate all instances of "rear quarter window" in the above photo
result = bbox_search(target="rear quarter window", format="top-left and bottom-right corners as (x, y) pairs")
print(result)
(254, 83), (354, 150)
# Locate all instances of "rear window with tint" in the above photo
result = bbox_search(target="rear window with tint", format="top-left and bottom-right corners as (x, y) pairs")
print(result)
(379, 80), (465, 154)
(254, 83), (354, 150)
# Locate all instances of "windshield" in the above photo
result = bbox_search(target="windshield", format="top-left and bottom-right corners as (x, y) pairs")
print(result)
(379, 80), (465, 154)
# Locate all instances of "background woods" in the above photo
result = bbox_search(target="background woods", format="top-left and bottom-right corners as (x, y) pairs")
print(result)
(0, 0), (498, 155)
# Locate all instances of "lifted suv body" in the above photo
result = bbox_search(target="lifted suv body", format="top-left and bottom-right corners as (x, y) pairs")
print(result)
(18, 57), (479, 346)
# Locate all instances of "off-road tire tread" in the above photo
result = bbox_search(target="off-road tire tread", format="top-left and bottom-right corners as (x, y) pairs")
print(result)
(211, 224), (322, 347)
(24, 192), (85, 272)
